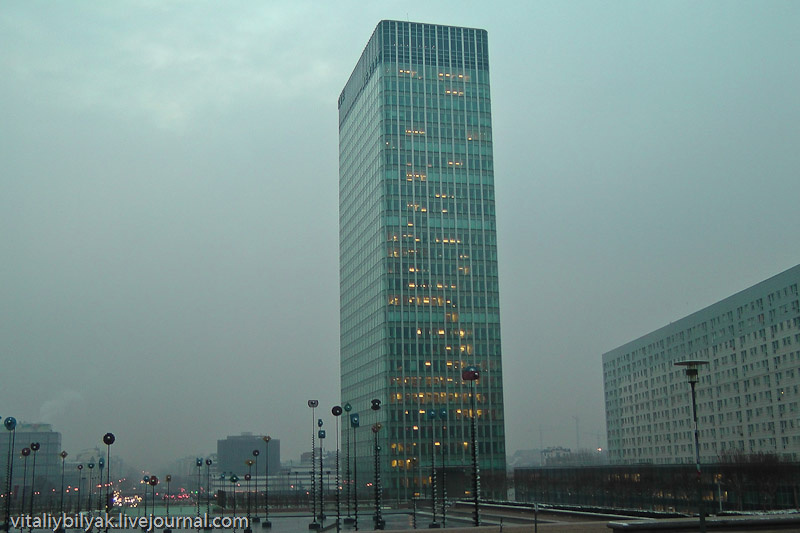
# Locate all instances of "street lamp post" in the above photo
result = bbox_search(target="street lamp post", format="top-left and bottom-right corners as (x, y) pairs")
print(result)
(142, 475), (150, 523)
(102, 432), (115, 526)
(20, 448), (31, 519)
(307, 400), (320, 531)
(371, 424), (384, 531)
(165, 475), (172, 533)
(204, 459), (213, 530)
(86, 459), (94, 518)
(427, 409), (439, 528)
(462, 366), (481, 526)
(318, 421), (326, 522)
(370, 398), (383, 531)
(29, 442), (40, 523)
(261, 436), (271, 528)
(331, 406), (343, 533)
(349, 412), (360, 531)
(196, 458), (203, 520)
(77, 464), (84, 517)
(343, 403), (354, 525)
(230, 475), (239, 533)
(3, 416), (17, 533)
(245, 461), (254, 533)
(148, 477), (158, 532)
(98, 458), (105, 516)
(675, 360), (709, 533)
(57, 450), (68, 533)
(252, 450), (260, 524)
(439, 408), (448, 527)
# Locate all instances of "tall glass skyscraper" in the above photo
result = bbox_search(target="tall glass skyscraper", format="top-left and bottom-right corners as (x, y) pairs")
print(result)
(339, 20), (505, 500)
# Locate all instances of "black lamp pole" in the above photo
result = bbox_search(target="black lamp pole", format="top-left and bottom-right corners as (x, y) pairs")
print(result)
(251, 450), (260, 524)
(317, 421), (325, 523)
(76, 464), (84, 517)
(165, 474), (172, 533)
(29, 442), (40, 524)
(230, 475), (239, 533)
(3, 416), (18, 533)
(261, 436), (271, 528)
(142, 475), (150, 523)
(676, 360), (709, 533)
(102, 432), (115, 528)
(20, 448), (31, 520)
(331, 406), (343, 533)
(57, 450), (68, 533)
(244, 462), (254, 533)
(86, 460), (94, 518)
(371, 424), (383, 530)
(428, 409), (439, 528)
(370, 398), (383, 531)
(307, 400), (319, 530)
(343, 403), (353, 525)
(195, 458), (203, 520)
(148, 477), (158, 531)
(462, 366), (481, 526)
(205, 459), (212, 526)
(98, 457), (105, 517)
(439, 408), (448, 527)
(349, 412), (360, 532)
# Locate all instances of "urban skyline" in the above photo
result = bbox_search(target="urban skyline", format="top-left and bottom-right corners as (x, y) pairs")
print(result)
(2, 2), (799, 471)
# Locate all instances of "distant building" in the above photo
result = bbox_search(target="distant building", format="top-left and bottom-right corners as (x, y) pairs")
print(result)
(216, 433), (280, 476)
(0, 422), (62, 499)
(603, 264), (800, 464)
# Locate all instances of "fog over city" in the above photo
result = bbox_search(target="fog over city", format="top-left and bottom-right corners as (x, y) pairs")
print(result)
(2, 1), (798, 471)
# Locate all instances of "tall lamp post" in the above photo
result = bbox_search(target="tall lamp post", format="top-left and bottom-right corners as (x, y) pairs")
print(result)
(343, 404), (354, 525)
(3, 416), (17, 533)
(86, 459), (94, 517)
(331, 406), (343, 533)
(148, 477), (158, 532)
(245, 461), (254, 533)
(462, 366), (481, 526)
(349, 412), (360, 531)
(20, 448), (31, 520)
(370, 398), (383, 531)
(204, 459), (213, 530)
(29, 442), (40, 522)
(251, 450), (260, 524)
(76, 464), (84, 517)
(427, 409), (440, 528)
(195, 458), (203, 520)
(142, 475), (150, 522)
(57, 451), (68, 533)
(317, 421), (325, 522)
(229, 475), (239, 533)
(261, 436), (271, 528)
(165, 475), (173, 533)
(675, 360), (709, 533)
(102, 432), (115, 525)
(438, 407), (448, 527)
(98, 458), (105, 516)
(307, 400), (320, 531)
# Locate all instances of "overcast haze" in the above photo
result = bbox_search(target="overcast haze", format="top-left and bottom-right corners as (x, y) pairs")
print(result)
(2, 1), (799, 471)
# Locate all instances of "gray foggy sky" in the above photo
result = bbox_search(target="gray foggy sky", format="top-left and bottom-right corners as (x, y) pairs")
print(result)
(2, 1), (799, 470)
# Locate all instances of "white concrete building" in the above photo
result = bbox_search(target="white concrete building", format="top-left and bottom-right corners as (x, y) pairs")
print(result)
(603, 264), (800, 464)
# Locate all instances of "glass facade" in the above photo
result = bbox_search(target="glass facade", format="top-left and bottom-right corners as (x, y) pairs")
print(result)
(339, 20), (506, 499)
